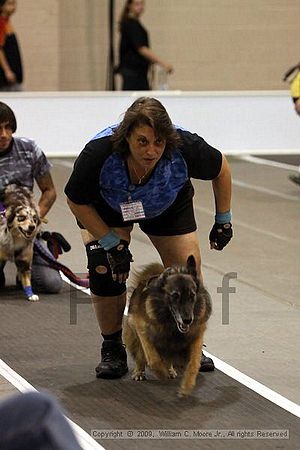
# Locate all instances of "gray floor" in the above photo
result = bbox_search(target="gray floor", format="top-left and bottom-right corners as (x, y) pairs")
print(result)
(0, 155), (299, 449)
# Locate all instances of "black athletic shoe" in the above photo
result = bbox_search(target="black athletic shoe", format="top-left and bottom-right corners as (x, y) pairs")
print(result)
(199, 352), (215, 372)
(289, 174), (300, 186)
(95, 340), (128, 379)
(0, 269), (5, 288)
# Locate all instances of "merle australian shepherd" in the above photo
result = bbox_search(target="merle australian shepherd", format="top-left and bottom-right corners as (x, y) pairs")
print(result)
(123, 255), (212, 397)
(0, 184), (41, 301)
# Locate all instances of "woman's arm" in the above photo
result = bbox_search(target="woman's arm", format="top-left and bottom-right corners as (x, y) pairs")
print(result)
(212, 154), (232, 214)
(36, 173), (57, 219)
(66, 198), (110, 240)
(0, 48), (16, 83)
(209, 154), (232, 250)
(138, 46), (173, 73)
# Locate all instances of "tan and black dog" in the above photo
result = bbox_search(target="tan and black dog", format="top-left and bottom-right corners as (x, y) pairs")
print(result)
(0, 184), (41, 301)
(123, 255), (212, 397)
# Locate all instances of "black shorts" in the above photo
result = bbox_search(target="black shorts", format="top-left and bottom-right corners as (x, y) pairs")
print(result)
(78, 181), (197, 236)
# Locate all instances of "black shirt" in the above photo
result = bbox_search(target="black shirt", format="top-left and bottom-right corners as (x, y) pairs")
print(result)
(65, 128), (222, 207)
(119, 18), (149, 75)
(0, 33), (23, 86)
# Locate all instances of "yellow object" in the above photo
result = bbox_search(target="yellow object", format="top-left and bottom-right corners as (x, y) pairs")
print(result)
(290, 71), (300, 98)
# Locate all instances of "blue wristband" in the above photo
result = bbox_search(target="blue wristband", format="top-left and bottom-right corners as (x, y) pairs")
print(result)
(98, 231), (121, 251)
(215, 211), (232, 224)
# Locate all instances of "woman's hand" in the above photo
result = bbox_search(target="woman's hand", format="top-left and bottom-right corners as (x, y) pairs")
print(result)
(209, 222), (233, 250)
(5, 68), (16, 84)
(163, 63), (174, 74)
(106, 240), (133, 283)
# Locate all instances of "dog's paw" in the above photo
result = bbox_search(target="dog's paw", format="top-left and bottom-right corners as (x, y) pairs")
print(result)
(23, 286), (39, 302)
(132, 369), (146, 381)
(177, 380), (195, 397)
(168, 366), (177, 379)
(177, 388), (190, 398)
(27, 294), (39, 302)
(151, 365), (170, 380)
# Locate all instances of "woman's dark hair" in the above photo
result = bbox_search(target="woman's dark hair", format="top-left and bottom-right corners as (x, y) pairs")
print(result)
(111, 97), (181, 156)
(119, 0), (134, 26)
(0, 102), (17, 132)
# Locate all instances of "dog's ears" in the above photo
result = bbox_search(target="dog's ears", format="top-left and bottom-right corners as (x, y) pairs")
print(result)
(187, 255), (197, 277)
(5, 207), (15, 227)
(156, 267), (174, 288)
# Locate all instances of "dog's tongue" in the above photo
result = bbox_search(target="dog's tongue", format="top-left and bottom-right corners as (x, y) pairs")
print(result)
(19, 228), (34, 239)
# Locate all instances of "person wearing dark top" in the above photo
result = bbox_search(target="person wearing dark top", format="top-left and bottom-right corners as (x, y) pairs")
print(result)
(0, 0), (23, 91)
(65, 97), (233, 379)
(118, 0), (173, 90)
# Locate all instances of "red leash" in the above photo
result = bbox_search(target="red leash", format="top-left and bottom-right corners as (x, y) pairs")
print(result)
(34, 239), (89, 288)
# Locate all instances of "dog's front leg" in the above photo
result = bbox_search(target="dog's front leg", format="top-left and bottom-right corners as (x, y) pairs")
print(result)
(132, 352), (147, 381)
(15, 258), (39, 302)
(178, 332), (204, 397)
(135, 325), (169, 379)
(19, 270), (39, 302)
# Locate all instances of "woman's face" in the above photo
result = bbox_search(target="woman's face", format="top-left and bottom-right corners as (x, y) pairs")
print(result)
(128, 0), (145, 18)
(126, 125), (166, 170)
(1, 0), (16, 17)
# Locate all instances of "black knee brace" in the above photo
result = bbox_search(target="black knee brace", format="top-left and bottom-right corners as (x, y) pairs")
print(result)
(85, 241), (126, 296)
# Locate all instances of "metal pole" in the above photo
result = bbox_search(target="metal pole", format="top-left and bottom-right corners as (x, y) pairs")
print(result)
(107, 0), (115, 90)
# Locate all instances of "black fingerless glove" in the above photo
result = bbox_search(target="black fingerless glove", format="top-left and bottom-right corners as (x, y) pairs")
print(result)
(39, 231), (71, 259)
(106, 240), (133, 276)
(209, 222), (233, 250)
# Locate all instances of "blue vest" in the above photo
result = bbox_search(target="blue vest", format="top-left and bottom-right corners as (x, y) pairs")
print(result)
(99, 151), (188, 219)
(93, 125), (188, 220)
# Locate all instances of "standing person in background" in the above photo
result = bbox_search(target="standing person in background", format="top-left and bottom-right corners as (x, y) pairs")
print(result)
(118, 0), (173, 90)
(0, 0), (23, 91)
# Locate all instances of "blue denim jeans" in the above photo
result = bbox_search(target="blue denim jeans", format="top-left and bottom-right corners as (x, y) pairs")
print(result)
(0, 391), (82, 449)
